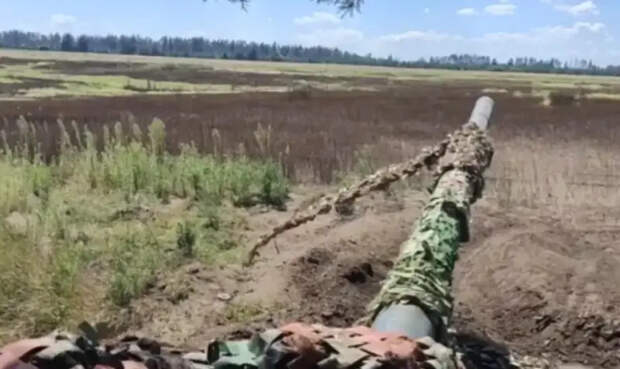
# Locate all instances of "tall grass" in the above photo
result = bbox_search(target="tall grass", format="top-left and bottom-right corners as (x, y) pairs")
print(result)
(486, 137), (620, 220)
(0, 116), (288, 341)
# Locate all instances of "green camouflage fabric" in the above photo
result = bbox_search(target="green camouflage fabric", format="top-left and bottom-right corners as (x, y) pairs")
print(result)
(199, 326), (456, 369)
(361, 123), (494, 342)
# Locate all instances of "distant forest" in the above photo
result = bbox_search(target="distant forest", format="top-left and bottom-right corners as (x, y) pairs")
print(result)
(2, 30), (620, 76)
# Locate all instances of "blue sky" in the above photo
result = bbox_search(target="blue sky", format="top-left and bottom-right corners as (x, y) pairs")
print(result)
(2, 0), (618, 65)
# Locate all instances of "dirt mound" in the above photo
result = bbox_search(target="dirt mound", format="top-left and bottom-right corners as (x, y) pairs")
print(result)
(453, 204), (620, 368)
(287, 246), (388, 327)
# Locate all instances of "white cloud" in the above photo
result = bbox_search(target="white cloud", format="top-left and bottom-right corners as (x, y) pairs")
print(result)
(457, 8), (478, 16)
(297, 27), (364, 47)
(484, 2), (517, 15)
(424, 8), (430, 14)
(294, 12), (340, 26)
(475, 22), (605, 44)
(555, 1), (599, 16)
(369, 21), (612, 65)
(379, 30), (463, 43)
(50, 13), (76, 26)
(545, 21), (604, 34)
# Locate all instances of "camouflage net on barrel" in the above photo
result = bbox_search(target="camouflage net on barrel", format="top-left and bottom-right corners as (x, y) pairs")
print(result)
(359, 123), (493, 342)
(246, 122), (492, 266)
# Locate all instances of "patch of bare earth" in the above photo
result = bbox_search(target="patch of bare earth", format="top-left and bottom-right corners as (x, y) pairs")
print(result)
(453, 202), (620, 368)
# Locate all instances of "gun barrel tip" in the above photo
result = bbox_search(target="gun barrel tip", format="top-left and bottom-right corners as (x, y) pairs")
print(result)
(469, 96), (495, 130)
(478, 95), (494, 104)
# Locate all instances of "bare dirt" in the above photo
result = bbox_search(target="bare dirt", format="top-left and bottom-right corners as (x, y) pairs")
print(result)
(454, 205), (620, 368)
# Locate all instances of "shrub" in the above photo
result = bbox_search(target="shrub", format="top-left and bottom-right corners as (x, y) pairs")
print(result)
(108, 229), (163, 307)
(549, 91), (577, 106)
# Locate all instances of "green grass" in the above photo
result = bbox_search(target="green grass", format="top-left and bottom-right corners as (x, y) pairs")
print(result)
(0, 117), (289, 341)
(585, 92), (620, 101)
(0, 63), (248, 98)
(223, 302), (266, 324)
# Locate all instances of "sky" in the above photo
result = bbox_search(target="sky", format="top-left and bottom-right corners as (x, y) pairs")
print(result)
(2, 0), (619, 65)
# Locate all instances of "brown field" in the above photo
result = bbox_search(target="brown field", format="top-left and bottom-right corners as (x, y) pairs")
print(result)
(2, 51), (620, 368)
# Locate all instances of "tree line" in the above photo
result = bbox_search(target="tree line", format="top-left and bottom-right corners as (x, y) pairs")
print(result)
(2, 30), (620, 76)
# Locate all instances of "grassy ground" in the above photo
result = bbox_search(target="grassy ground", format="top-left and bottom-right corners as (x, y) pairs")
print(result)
(0, 117), (288, 341)
(3, 49), (620, 83)
(4, 49), (620, 100)
(0, 59), (289, 98)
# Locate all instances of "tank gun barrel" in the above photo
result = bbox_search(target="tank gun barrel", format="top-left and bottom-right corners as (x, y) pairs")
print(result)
(468, 95), (494, 130)
(368, 96), (496, 342)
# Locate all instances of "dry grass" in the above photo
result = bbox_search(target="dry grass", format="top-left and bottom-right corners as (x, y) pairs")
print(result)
(5, 49), (620, 92)
(487, 137), (620, 222)
(585, 92), (620, 101)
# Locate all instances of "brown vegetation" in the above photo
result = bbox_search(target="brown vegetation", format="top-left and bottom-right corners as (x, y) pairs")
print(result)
(3, 82), (618, 183)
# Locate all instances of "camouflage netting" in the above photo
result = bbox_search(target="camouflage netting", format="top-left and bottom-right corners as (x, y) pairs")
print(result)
(0, 324), (461, 369)
(245, 120), (482, 266)
(246, 118), (491, 265)
(360, 123), (494, 342)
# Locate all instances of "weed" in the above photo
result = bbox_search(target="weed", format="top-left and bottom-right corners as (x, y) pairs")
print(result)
(548, 91), (577, 106)
(199, 204), (221, 231)
(177, 221), (197, 258)
(224, 303), (264, 323)
(253, 123), (272, 156)
(260, 161), (289, 208)
(108, 228), (163, 307)
(148, 118), (166, 157)
(286, 82), (314, 100)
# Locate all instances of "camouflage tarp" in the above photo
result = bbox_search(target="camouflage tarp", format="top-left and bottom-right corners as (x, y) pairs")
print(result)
(0, 324), (459, 369)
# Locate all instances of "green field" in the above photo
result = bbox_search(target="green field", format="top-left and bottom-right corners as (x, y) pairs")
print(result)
(3, 49), (620, 101)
